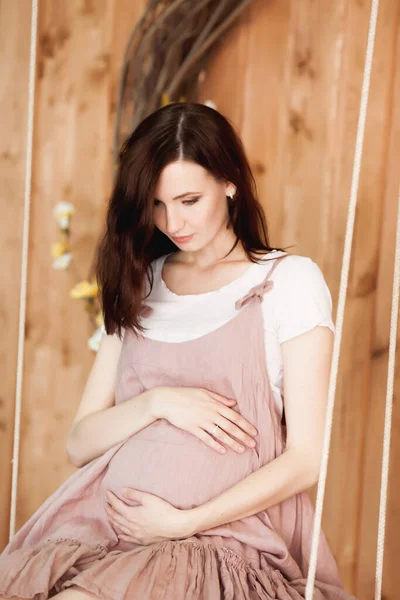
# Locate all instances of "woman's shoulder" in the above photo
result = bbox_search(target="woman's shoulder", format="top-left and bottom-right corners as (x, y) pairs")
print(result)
(252, 251), (327, 284)
(257, 252), (335, 341)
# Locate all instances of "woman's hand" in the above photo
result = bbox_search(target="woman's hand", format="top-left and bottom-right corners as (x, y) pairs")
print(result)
(104, 488), (194, 545)
(151, 386), (258, 454)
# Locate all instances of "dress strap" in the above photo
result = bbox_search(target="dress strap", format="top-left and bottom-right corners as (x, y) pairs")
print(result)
(235, 253), (290, 310)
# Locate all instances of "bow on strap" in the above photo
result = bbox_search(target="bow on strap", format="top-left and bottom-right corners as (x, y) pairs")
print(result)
(234, 279), (274, 310)
(140, 304), (153, 317)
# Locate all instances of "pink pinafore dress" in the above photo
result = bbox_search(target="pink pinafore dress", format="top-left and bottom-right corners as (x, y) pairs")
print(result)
(0, 254), (356, 600)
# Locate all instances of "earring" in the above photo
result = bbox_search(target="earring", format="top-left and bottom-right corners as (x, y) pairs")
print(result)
(228, 191), (235, 200)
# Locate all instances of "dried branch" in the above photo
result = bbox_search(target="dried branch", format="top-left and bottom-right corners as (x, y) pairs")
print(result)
(112, 0), (257, 162)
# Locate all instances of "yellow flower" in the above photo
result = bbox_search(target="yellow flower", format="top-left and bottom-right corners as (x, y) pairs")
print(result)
(70, 280), (99, 299)
(95, 312), (104, 328)
(51, 240), (69, 259)
(161, 93), (186, 106)
(161, 93), (171, 106)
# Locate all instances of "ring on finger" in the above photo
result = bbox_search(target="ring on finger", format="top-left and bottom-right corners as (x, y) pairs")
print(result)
(211, 424), (220, 435)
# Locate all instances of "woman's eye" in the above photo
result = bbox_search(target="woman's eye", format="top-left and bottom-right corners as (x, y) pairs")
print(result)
(153, 198), (199, 207)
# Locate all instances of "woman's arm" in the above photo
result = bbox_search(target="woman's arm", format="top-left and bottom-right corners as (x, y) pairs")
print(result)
(182, 325), (333, 535)
(66, 333), (159, 468)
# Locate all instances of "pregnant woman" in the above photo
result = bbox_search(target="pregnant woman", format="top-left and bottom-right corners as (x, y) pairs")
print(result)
(0, 102), (356, 599)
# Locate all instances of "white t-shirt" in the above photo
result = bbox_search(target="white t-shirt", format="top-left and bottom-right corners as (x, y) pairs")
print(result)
(102, 251), (335, 417)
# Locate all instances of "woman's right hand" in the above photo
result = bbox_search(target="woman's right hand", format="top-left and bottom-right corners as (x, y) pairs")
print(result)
(151, 386), (258, 454)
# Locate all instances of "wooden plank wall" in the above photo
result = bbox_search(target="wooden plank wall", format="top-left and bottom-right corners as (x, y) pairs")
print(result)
(1, 0), (399, 597)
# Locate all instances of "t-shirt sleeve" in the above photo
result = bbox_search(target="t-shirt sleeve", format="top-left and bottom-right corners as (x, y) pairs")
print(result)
(273, 256), (335, 344)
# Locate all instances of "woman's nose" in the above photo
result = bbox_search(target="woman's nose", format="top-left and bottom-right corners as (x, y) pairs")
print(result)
(166, 211), (184, 234)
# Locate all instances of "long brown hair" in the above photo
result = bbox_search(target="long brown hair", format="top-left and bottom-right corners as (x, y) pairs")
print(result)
(96, 102), (287, 338)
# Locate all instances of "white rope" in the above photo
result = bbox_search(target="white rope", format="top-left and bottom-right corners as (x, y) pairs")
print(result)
(9, 0), (38, 540)
(375, 186), (400, 598)
(305, 0), (380, 596)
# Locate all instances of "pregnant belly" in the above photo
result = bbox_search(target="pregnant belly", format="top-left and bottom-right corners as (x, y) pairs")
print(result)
(100, 419), (260, 510)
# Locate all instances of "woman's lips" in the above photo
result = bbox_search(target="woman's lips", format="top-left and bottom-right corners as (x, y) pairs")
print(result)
(172, 234), (194, 243)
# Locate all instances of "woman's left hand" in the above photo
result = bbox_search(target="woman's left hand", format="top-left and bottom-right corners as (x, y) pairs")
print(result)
(104, 488), (194, 545)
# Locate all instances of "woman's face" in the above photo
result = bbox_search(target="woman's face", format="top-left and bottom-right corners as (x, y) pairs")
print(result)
(153, 160), (235, 249)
